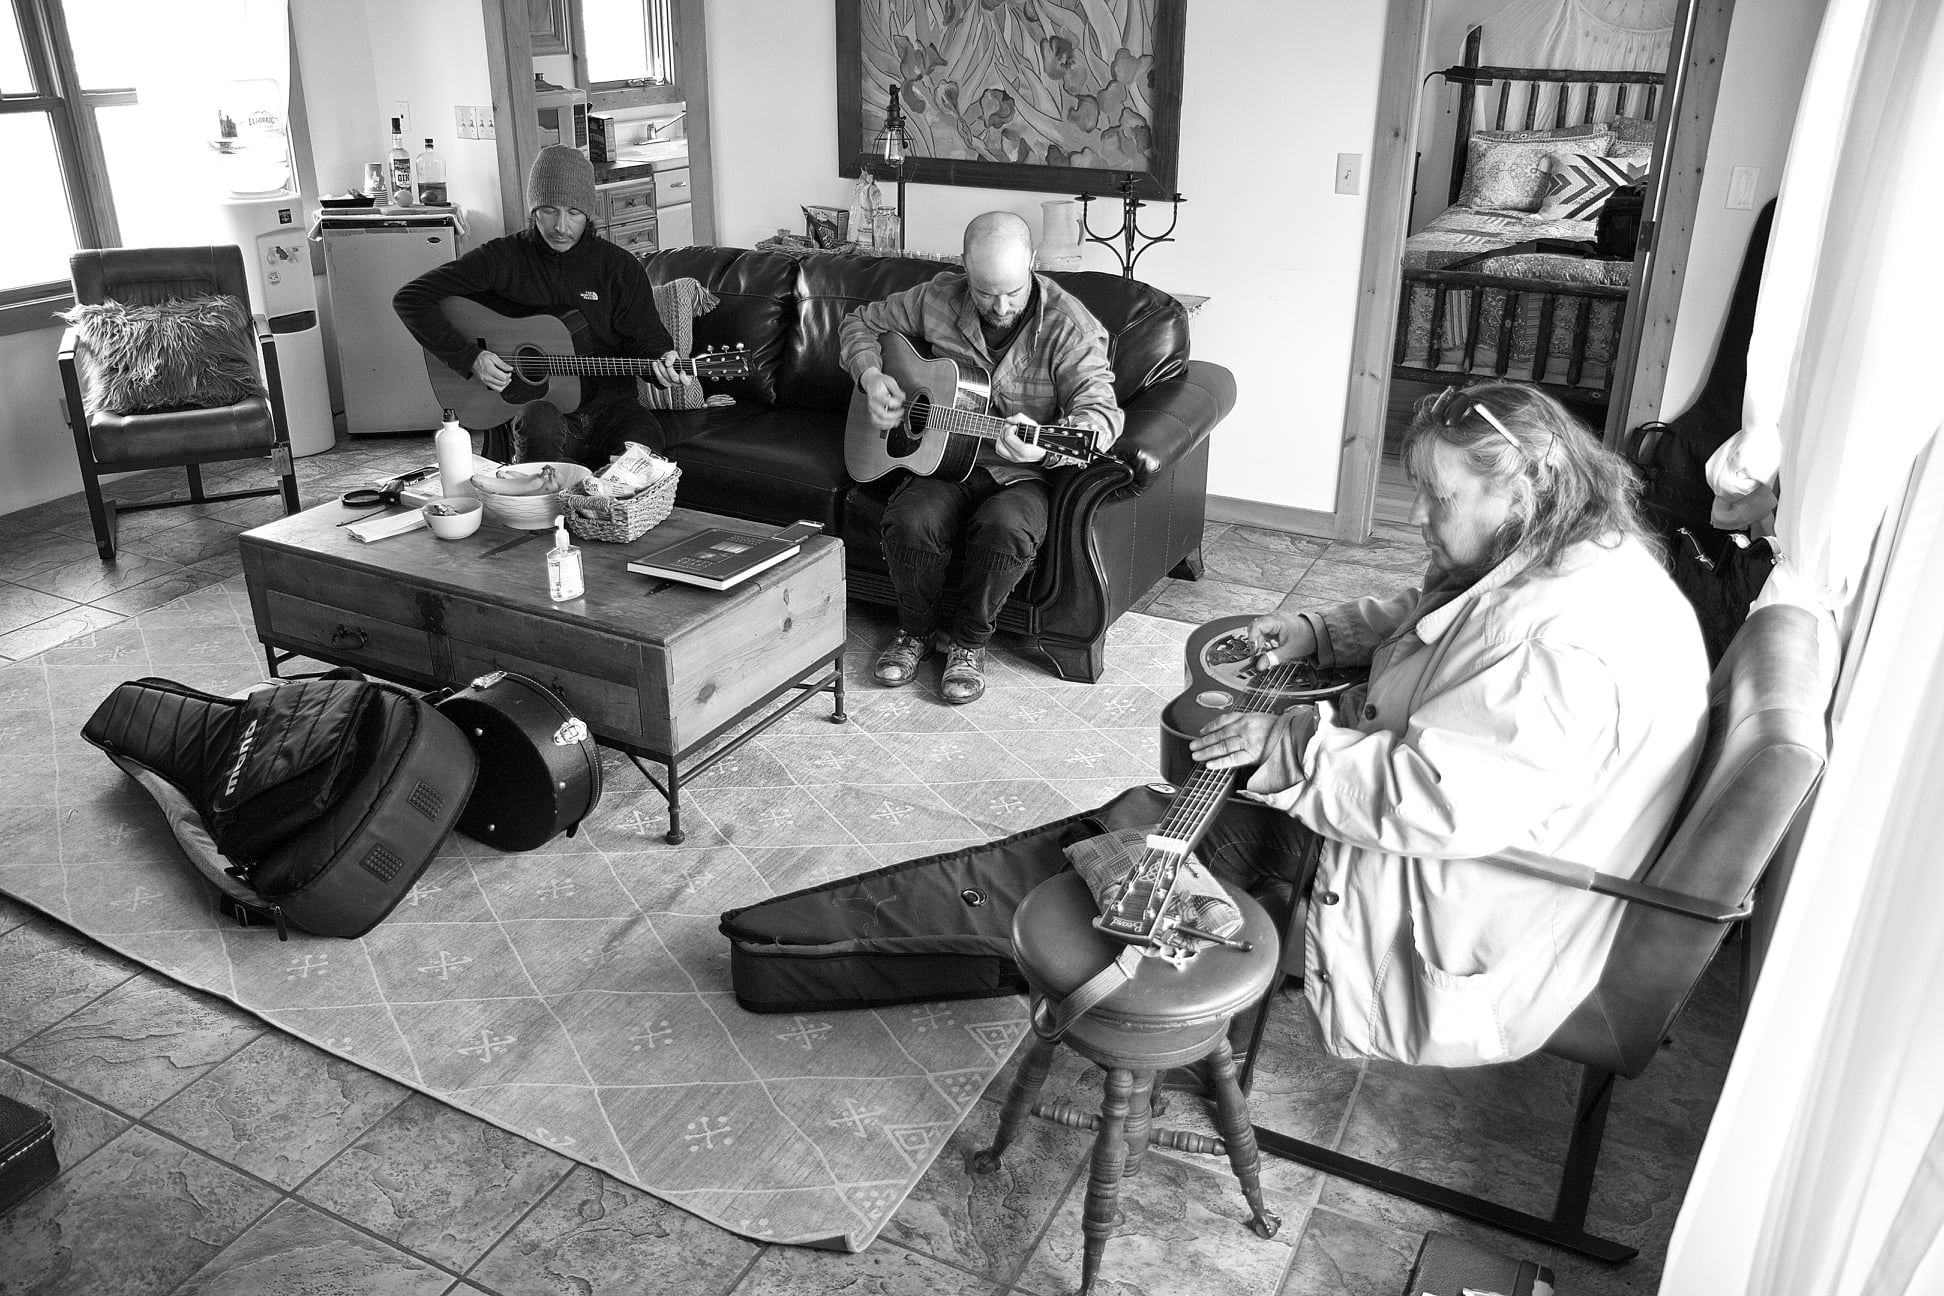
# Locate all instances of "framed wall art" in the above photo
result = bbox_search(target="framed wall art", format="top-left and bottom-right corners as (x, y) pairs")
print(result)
(836, 0), (1185, 200)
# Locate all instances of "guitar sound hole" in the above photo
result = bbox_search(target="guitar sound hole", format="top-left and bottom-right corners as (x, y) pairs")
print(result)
(511, 348), (548, 382)
(907, 395), (931, 432)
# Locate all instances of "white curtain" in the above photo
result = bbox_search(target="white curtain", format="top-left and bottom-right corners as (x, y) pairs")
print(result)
(1702, 0), (1944, 688)
(1659, 0), (1944, 1289)
(1481, 0), (1678, 71)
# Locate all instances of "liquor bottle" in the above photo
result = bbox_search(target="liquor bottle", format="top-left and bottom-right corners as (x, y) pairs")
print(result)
(415, 138), (447, 205)
(434, 407), (472, 500)
(388, 117), (413, 205)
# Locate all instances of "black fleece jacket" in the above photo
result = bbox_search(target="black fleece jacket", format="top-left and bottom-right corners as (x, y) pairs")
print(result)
(392, 226), (674, 405)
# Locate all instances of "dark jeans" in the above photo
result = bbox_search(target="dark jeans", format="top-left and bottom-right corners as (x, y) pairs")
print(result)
(511, 391), (664, 470)
(881, 468), (1049, 648)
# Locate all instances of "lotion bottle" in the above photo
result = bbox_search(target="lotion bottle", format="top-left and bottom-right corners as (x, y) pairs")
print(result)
(434, 407), (473, 499)
(547, 514), (584, 602)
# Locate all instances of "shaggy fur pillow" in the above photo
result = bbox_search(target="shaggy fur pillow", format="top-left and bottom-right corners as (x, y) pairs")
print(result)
(61, 294), (266, 415)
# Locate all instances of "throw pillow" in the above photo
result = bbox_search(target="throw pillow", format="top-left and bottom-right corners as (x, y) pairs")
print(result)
(1537, 152), (1651, 221)
(61, 294), (266, 415)
(1610, 139), (1656, 165)
(1609, 114), (1658, 144)
(1459, 128), (1614, 212)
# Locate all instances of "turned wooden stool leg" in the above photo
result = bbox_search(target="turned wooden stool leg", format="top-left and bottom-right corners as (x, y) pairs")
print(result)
(1121, 1070), (1156, 1175)
(1204, 1037), (1282, 1239)
(1080, 1066), (1136, 1296)
(972, 1028), (1059, 1173)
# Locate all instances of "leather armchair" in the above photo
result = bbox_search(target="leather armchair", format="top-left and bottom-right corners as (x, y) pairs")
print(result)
(58, 245), (302, 562)
(638, 247), (1229, 682)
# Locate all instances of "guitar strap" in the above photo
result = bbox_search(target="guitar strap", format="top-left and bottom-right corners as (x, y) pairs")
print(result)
(1031, 945), (1145, 1042)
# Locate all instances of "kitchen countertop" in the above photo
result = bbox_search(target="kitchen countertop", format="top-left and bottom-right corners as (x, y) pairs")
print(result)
(592, 140), (689, 187)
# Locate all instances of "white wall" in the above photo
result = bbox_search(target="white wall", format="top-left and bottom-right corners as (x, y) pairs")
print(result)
(1658, 0), (1822, 413)
(703, 0), (1387, 515)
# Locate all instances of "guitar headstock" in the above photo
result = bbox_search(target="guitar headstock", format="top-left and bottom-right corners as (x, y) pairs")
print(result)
(691, 343), (751, 380)
(1034, 424), (1110, 471)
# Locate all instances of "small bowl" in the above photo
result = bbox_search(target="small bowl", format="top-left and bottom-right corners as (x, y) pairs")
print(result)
(422, 496), (483, 539)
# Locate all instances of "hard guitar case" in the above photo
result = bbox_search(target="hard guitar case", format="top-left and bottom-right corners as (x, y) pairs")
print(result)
(719, 785), (1303, 1013)
(83, 676), (478, 939)
(431, 671), (603, 852)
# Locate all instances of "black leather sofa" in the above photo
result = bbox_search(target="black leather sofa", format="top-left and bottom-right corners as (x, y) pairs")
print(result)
(635, 246), (1233, 682)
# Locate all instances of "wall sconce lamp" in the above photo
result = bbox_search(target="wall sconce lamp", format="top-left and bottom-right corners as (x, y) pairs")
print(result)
(872, 81), (909, 251)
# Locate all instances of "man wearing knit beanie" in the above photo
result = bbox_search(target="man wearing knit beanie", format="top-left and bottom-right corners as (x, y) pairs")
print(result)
(394, 144), (689, 468)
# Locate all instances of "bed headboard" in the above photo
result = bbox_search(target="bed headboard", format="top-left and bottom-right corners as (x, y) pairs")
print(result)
(1440, 26), (1667, 207)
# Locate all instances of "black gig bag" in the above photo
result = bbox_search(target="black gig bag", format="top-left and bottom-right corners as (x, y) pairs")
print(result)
(82, 676), (478, 939)
(0, 1092), (57, 1215)
(430, 671), (602, 851)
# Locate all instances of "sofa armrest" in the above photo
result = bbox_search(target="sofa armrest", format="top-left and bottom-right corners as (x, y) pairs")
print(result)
(1104, 359), (1236, 491)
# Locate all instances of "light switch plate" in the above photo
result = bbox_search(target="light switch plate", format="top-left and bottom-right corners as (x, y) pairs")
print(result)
(1727, 166), (1760, 210)
(1335, 153), (1362, 195)
(392, 100), (410, 139)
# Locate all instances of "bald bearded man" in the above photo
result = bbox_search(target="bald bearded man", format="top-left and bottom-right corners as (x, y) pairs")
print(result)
(839, 212), (1123, 703)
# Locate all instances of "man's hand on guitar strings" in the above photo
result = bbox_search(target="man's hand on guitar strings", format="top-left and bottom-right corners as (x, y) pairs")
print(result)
(995, 415), (1049, 464)
(859, 368), (908, 431)
(472, 350), (513, 392)
(648, 351), (691, 390)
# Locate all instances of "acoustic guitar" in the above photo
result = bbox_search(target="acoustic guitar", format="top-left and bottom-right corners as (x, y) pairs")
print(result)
(1091, 615), (1360, 958)
(423, 296), (750, 428)
(844, 330), (1108, 482)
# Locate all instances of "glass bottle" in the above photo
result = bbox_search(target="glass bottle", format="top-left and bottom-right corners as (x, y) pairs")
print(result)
(387, 117), (413, 206)
(414, 138), (447, 205)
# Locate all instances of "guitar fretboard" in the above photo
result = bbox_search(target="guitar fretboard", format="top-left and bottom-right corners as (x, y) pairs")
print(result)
(925, 403), (1090, 458)
(1109, 654), (1310, 939)
(522, 356), (707, 377)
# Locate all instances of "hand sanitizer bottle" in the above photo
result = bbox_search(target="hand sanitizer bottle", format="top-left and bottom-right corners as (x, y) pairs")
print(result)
(547, 514), (584, 602)
(434, 407), (473, 500)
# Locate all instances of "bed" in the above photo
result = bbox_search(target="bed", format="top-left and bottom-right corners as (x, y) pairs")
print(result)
(1394, 29), (1666, 409)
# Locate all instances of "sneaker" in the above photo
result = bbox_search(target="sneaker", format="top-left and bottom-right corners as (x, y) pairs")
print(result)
(941, 643), (987, 704)
(874, 631), (932, 687)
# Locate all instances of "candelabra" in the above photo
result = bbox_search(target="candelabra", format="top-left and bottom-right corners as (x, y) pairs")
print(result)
(872, 81), (909, 251)
(1076, 173), (1184, 279)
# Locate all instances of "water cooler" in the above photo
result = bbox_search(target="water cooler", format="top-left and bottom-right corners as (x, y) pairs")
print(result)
(214, 195), (334, 457)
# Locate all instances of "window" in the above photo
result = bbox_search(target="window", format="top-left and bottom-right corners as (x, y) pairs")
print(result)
(0, 0), (120, 332)
(585, 0), (674, 90)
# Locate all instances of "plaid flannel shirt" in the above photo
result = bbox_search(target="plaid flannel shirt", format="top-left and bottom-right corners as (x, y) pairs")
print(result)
(839, 271), (1122, 481)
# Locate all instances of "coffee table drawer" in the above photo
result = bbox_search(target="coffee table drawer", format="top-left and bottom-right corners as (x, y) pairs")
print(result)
(442, 641), (648, 748)
(263, 590), (435, 678)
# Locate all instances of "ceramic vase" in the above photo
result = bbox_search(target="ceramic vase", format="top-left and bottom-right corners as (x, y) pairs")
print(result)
(1036, 199), (1083, 272)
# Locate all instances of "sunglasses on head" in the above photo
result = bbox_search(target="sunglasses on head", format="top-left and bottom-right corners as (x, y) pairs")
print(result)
(1428, 385), (1563, 467)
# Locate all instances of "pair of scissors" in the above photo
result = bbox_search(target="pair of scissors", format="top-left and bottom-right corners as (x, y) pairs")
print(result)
(336, 466), (439, 525)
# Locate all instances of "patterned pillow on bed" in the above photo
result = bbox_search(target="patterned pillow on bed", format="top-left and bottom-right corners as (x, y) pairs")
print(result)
(1537, 153), (1650, 221)
(1459, 126), (1613, 212)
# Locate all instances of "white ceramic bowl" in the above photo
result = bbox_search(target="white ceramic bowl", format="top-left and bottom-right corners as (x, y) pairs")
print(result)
(471, 461), (593, 529)
(421, 496), (483, 539)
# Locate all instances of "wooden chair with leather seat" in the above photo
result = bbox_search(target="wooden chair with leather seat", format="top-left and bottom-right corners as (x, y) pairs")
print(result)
(1239, 601), (1830, 1263)
(57, 245), (303, 561)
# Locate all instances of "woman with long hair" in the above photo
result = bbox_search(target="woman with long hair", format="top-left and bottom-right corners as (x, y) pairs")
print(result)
(1193, 382), (1708, 1067)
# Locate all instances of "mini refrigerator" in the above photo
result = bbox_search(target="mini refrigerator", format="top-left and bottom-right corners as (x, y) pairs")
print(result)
(320, 211), (460, 434)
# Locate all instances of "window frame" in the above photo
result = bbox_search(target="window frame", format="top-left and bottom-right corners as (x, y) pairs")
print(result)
(577, 0), (682, 112)
(1, 0), (124, 336)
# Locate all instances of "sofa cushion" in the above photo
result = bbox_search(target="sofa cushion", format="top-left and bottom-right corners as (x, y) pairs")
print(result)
(1055, 270), (1191, 402)
(781, 253), (955, 414)
(656, 405), (852, 531)
(643, 247), (797, 407)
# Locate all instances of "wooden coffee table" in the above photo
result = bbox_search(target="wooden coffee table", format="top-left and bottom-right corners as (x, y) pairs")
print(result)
(239, 503), (846, 843)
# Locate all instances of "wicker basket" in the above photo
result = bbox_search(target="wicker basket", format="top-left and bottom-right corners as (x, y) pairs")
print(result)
(562, 467), (680, 543)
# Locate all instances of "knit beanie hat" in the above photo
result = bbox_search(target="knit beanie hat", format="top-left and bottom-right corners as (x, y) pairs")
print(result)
(527, 144), (598, 218)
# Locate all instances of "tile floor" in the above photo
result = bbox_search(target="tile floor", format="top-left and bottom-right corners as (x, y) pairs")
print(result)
(0, 435), (1731, 1295)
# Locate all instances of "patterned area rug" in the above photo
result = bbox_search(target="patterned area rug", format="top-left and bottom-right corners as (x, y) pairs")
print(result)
(0, 578), (1195, 1252)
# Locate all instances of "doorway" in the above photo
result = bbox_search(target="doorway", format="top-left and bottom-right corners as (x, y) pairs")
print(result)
(1337, 0), (1735, 541)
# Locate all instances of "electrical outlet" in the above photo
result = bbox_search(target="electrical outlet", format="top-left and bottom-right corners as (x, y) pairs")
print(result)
(1335, 153), (1362, 196)
(392, 100), (410, 138)
(1727, 165), (1760, 210)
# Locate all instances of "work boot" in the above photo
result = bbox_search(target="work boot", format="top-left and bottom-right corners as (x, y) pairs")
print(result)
(874, 630), (932, 687)
(941, 643), (987, 704)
